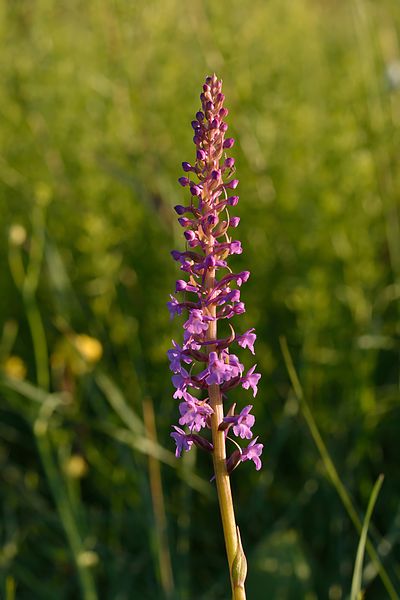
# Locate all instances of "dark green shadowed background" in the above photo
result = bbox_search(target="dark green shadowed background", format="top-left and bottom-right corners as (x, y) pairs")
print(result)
(0, 0), (399, 598)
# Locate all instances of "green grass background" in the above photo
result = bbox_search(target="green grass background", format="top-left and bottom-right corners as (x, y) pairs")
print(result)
(0, 0), (399, 598)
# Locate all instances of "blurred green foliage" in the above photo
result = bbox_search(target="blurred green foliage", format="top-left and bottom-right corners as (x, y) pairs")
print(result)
(0, 0), (399, 598)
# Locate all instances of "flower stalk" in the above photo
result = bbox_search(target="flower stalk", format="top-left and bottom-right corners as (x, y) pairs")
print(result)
(205, 265), (239, 595)
(168, 75), (263, 599)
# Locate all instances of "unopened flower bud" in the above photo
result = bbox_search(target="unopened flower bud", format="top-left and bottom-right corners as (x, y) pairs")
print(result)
(175, 280), (187, 291)
(207, 213), (218, 226)
(184, 230), (196, 242)
(223, 138), (235, 149)
(226, 179), (239, 189)
(189, 434), (213, 453)
(226, 449), (242, 474)
(190, 185), (202, 197)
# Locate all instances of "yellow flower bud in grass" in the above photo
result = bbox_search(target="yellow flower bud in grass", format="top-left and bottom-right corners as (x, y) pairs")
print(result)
(77, 551), (99, 568)
(8, 224), (27, 247)
(3, 356), (27, 380)
(74, 334), (103, 364)
(64, 455), (88, 479)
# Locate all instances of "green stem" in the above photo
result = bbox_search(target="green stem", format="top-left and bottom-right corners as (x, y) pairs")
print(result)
(143, 396), (175, 598)
(205, 266), (246, 600)
(25, 298), (49, 391)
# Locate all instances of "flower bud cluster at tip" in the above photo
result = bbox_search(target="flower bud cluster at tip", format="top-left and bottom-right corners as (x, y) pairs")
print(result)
(168, 74), (263, 472)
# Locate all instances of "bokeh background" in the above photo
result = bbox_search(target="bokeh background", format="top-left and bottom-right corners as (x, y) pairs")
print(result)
(1, 0), (400, 598)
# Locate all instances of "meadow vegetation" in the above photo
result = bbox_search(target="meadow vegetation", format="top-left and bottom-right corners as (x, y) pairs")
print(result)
(0, 0), (399, 598)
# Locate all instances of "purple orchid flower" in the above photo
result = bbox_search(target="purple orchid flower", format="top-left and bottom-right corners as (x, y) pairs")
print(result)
(242, 365), (262, 397)
(222, 405), (255, 439)
(240, 437), (264, 471)
(179, 398), (213, 432)
(237, 328), (257, 355)
(168, 75), (263, 475)
(171, 426), (193, 457)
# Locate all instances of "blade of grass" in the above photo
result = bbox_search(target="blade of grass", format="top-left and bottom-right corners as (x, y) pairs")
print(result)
(351, 474), (384, 600)
(279, 337), (398, 600)
(101, 424), (212, 498)
(95, 371), (144, 435)
(0, 374), (64, 405)
(143, 396), (175, 599)
(5, 577), (16, 600)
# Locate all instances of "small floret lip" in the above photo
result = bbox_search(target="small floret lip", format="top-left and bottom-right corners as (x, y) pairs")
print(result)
(227, 195), (239, 206)
(171, 426), (193, 457)
(182, 162), (193, 172)
(223, 405), (255, 439)
(240, 437), (264, 470)
(230, 241), (242, 254)
(237, 328), (256, 354)
(237, 271), (250, 284)
(178, 177), (190, 187)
